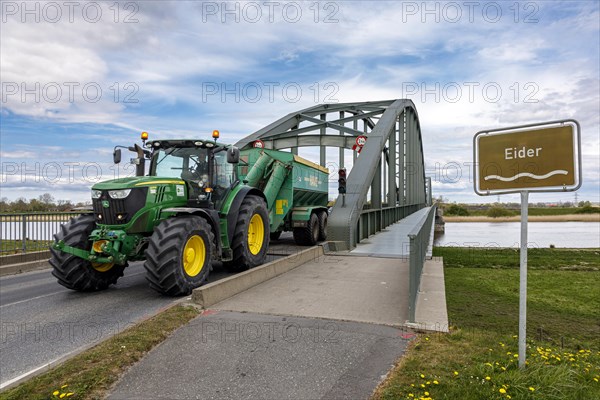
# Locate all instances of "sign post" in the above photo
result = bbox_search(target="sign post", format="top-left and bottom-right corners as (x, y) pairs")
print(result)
(474, 119), (581, 369)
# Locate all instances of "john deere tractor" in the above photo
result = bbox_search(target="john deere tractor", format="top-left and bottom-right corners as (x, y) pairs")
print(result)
(50, 131), (329, 296)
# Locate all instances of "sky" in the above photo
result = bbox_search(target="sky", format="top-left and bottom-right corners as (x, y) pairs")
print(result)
(1, 0), (599, 204)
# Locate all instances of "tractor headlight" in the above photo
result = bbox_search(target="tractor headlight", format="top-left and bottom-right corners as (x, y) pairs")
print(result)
(91, 190), (102, 199)
(108, 189), (131, 199)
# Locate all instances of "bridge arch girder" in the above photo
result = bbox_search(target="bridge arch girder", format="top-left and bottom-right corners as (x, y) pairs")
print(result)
(235, 99), (429, 250)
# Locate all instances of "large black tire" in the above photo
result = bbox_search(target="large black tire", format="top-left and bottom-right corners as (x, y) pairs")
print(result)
(224, 196), (269, 272)
(144, 216), (214, 296)
(50, 214), (126, 291)
(293, 212), (319, 246)
(317, 210), (328, 242)
(270, 231), (282, 241)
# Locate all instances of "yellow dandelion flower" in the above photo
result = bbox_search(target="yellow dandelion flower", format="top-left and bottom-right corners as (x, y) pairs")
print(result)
(425, 337), (429, 341)
(60, 394), (66, 399)
(424, 392), (430, 396)
(454, 371), (459, 376)
(420, 384), (425, 388)
(426, 381), (430, 385)
(485, 376), (491, 381)
(499, 388), (506, 394)
(529, 387), (535, 392)
(408, 394), (414, 398)
(433, 380), (439, 385)
(513, 354), (518, 358)
(420, 374), (425, 378)
(593, 377), (598, 382)
(501, 367), (506, 371)
(53, 391), (60, 396)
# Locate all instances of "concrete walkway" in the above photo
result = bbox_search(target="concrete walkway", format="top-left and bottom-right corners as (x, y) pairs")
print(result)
(351, 207), (433, 258)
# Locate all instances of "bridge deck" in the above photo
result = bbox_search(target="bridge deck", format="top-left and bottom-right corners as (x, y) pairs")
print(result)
(350, 207), (434, 258)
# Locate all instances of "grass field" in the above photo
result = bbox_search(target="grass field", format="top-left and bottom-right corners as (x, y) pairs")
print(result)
(374, 247), (600, 400)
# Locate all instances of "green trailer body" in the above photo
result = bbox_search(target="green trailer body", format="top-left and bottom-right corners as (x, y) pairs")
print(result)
(238, 148), (329, 234)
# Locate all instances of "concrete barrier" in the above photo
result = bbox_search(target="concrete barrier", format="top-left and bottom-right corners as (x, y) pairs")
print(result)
(0, 250), (51, 266)
(0, 260), (51, 277)
(0, 251), (52, 277)
(192, 246), (324, 308)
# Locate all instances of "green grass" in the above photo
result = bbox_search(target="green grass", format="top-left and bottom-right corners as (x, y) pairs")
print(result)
(374, 248), (600, 400)
(0, 304), (200, 400)
(434, 247), (600, 271)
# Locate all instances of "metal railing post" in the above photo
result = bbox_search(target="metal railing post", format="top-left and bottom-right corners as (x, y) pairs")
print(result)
(21, 214), (27, 253)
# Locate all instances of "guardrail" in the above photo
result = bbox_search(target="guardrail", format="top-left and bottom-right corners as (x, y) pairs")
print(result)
(0, 212), (86, 256)
(408, 205), (437, 322)
(356, 203), (424, 244)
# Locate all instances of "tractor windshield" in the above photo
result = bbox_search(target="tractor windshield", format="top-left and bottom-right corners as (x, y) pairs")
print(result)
(151, 147), (209, 183)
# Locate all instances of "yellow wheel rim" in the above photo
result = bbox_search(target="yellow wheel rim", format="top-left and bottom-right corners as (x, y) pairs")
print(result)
(183, 235), (206, 277)
(91, 262), (114, 272)
(248, 213), (265, 256)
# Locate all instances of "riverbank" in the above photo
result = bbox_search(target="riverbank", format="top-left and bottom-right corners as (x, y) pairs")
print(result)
(443, 214), (599, 222)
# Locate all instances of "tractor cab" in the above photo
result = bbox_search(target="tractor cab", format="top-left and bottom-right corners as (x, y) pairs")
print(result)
(147, 139), (237, 208)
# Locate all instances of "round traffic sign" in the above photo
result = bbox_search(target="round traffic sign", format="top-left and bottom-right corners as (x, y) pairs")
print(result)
(356, 135), (367, 147)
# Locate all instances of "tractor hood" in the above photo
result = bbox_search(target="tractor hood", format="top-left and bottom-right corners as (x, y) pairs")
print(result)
(92, 176), (185, 190)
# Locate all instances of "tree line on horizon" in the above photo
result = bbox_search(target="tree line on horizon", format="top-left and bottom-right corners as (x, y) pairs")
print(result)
(0, 194), (91, 213)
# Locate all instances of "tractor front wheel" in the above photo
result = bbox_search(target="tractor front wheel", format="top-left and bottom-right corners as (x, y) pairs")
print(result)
(144, 216), (213, 296)
(224, 195), (269, 272)
(50, 214), (126, 291)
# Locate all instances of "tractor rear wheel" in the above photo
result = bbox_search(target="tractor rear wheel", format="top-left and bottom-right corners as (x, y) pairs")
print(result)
(50, 214), (126, 291)
(144, 216), (213, 296)
(224, 195), (269, 272)
(317, 210), (328, 241)
(293, 212), (319, 246)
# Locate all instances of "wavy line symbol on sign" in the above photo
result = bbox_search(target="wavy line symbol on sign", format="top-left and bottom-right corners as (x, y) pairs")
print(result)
(484, 170), (568, 182)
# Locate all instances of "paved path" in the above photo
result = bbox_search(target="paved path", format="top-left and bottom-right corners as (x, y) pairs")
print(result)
(351, 207), (433, 258)
(108, 310), (412, 400)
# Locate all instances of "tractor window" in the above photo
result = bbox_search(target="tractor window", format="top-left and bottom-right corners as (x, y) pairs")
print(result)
(151, 148), (209, 181)
(213, 150), (236, 188)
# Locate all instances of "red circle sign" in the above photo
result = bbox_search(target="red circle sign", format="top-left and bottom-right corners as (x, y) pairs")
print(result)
(253, 140), (265, 148)
(356, 136), (367, 147)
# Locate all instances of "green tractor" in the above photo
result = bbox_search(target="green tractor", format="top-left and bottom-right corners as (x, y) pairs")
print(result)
(50, 131), (329, 296)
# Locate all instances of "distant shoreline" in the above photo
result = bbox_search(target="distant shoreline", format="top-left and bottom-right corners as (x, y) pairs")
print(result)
(443, 214), (600, 222)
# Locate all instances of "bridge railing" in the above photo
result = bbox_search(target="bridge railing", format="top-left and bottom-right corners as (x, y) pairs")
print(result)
(0, 212), (86, 256)
(407, 205), (437, 322)
(356, 204), (424, 244)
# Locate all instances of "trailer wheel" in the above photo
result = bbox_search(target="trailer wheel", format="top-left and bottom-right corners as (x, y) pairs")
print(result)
(317, 210), (328, 241)
(50, 214), (126, 291)
(270, 231), (282, 241)
(293, 212), (319, 246)
(144, 216), (213, 296)
(225, 195), (269, 272)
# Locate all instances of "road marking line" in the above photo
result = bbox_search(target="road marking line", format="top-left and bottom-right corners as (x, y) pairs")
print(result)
(0, 291), (65, 308)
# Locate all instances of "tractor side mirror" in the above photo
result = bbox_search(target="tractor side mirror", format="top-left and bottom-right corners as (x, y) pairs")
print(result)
(227, 146), (240, 164)
(113, 149), (122, 164)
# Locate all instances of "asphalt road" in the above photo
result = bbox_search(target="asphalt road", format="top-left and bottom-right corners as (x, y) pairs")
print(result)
(0, 233), (300, 388)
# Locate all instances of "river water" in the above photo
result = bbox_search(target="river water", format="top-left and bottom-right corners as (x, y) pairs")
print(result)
(434, 222), (600, 248)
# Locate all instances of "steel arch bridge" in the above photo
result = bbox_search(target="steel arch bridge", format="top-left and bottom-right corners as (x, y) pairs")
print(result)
(236, 99), (432, 250)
